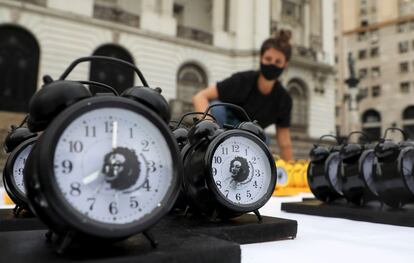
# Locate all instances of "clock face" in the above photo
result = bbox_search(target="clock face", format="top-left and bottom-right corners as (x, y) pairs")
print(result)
(53, 107), (173, 225)
(210, 135), (272, 206)
(361, 150), (378, 196)
(326, 152), (342, 194)
(276, 166), (288, 187)
(12, 143), (34, 195)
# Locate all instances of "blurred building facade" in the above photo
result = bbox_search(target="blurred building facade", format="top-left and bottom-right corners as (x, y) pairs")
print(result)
(0, 0), (335, 161)
(335, 0), (414, 140)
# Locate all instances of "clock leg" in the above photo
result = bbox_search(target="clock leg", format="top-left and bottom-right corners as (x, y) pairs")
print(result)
(13, 205), (22, 216)
(183, 205), (190, 217)
(45, 230), (53, 243)
(209, 209), (218, 222)
(56, 230), (75, 254)
(143, 230), (158, 248)
(253, 210), (263, 223)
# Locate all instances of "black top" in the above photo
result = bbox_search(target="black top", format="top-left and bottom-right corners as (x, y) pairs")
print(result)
(216, 70), (292, 129)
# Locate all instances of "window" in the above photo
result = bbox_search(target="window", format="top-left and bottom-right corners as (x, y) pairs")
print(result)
(358, 49), (367, 59)
(362, 109), (381, 140)
(372, 85), (381, 97)
(371, 67), (381, 77)
(358, 32), (367, 41)
(403, 106), (414, 139)
(359, 68), (368, 78)
(89, 44), (135, 94)
(358, 87), (368, 101)
(282, 0), (302, 22)
(223, 0), (230, 32)
(0, 25), (39, 112)
(171, 63), (208, 119)
(399, 41), (409, 53)
(287, 78), (308, 128)
(397, 22), (406, 33)
(401, 82), (410, 93)
(370, 47), (379, 57)
(400, 61), (410, 73)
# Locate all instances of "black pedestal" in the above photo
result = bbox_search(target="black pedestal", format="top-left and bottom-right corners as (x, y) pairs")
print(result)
(0, 208), (45, 232)
(281, 198), (414, 227)
(0, 213), (297, 263)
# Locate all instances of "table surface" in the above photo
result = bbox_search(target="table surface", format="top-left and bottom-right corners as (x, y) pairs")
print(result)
(242, 193), (414, 263)
(2, 189), (414, 262)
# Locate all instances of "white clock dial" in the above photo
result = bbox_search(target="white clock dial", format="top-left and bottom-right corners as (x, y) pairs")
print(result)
(53, 107), (173, 225)
(211, 136), (272, 206)
(327, 152), (342, 194)
(12, 143), (34, 195)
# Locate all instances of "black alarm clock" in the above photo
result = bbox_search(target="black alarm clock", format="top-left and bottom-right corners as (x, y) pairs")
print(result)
(182, 103), (276, 221)
(2, 120), (37, 215)
(372, 128), (414, 208)
(171, 112), (217, 211)
(24, 56), (182, 253)
(338, 131), (378, 206)
(307, 135), (343, 203)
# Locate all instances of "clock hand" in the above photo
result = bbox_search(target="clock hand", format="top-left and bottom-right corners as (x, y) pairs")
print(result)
(82, 170), (101, 185)
(112, 121), (118, 150)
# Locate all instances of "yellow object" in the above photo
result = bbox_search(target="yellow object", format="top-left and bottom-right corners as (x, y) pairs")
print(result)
(273, 159), (311, 196)
(3, 192), (14, 205)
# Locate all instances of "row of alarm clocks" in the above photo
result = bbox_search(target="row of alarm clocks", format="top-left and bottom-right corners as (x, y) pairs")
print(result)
(2, 56), (277, 253)
(307, 129), (414, 208)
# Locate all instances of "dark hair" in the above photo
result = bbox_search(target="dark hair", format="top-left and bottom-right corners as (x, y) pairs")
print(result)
(260, 29), (292, 62)
(229, 156), (250, 182)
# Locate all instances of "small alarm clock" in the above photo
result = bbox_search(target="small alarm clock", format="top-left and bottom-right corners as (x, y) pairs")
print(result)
(339, 131), (377, 206)
(2, 122), (37, 215)
(307, 135), (343, 203)
(24, 56), (182, 253)
(182, 103), (276, 221)
(171, 112), (217, 211)
(372, 128), (414, 208)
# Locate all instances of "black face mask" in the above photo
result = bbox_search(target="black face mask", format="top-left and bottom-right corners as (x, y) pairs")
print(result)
(260, 63), (284, 80)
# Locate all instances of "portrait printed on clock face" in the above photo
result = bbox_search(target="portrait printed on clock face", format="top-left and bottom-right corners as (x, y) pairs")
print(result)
(229, 156), (250, 182)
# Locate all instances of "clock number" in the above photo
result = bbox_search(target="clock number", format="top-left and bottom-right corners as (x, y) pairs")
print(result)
(23, 158), (27, 164)
(253, 181), (258, 188)
(141, 140), (149, 152)
(109, 201), (118, 215)
(105, 121), (113, 133)
(18, 167), (23, 174)
(129, 127), (133, 138)
(245, 148), (248, 156)
(232, 145), (240, 153)
(212, 167), (217, 176)
(70, 182), (81, 196)
(61, 160), (73, 174)
(85, 125), (96, 137)
(252, 157), (257, 164)
(69, 141), (83, 153)
(221, 147), (228, 155)
(87, 197), (96, 211)
(147, 160), (156, 172)
(216, 180), (222, 189)
(246, 190), (252, 198)
(143, 179), (151, 191)
(225, 190), (229, 198)
(213, 156), (222, 164)
(235, 193), (241, 201)
(255, 169), (261, 177)
(130, 196), (139, 209)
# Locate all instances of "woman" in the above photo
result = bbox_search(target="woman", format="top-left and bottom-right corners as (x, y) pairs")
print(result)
(192, 30), (293, 161)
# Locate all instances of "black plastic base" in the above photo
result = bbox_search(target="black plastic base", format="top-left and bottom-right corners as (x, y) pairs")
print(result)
(281, 198), (414, 227)
(0, 213), (297, 262)
(0, 208), (45, 232)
